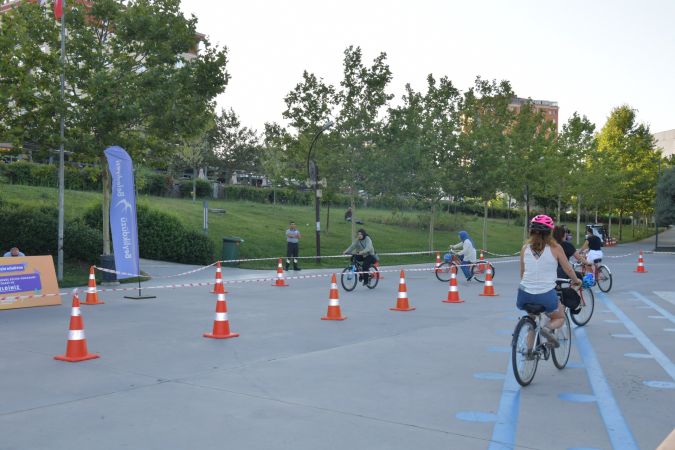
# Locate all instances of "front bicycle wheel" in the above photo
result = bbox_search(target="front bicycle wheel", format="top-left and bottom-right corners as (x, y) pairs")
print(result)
(512, 316), (539, 386)
(340, 266), (358, 292)
(597, 265), (612, 292)
(571, 287), (595, 327)
(435, 262), (454, 282)
(472, 261), (495, 283)
(552, 313), (572, 369)
(367, 267), (379, 289)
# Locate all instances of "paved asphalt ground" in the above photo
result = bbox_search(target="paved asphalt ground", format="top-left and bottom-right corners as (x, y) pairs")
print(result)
(1, 231), (674, 450)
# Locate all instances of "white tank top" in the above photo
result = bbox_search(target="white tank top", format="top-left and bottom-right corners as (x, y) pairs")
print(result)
(521, 244), (558, 294)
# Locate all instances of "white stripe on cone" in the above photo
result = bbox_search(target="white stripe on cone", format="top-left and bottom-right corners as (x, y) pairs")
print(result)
(68, 330), (85, 340)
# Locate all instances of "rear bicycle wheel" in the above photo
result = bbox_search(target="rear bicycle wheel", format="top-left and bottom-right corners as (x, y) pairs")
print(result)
(473, 261), (495, 283)
(367, 267), (379, 289)
(340, 266), (357, 292)
(597, 265), (612, 292)
(435, 262), (453, 282)
(570, 287), (595, 327)
(512, 316), (539, 386)
(552, 313), (572, 369)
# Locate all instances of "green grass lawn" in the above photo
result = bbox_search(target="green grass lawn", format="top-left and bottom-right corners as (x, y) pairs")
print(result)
(1, 183), (656, 286)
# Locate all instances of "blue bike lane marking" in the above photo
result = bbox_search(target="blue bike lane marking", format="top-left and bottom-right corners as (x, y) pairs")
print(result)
(574, 326), (638, 450)
(600, 292), (675, 382)
(486, 356), (521, 450)
(630, 291), (675, 325)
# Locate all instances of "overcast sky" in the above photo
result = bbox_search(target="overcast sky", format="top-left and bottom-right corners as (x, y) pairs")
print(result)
(180, 0), (675, 135)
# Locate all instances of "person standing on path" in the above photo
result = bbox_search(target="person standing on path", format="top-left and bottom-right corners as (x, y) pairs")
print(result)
(285, 222), (302, 271)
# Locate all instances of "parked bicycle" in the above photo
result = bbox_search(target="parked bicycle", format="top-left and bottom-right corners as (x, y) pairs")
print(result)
(511, 279), (574, 386)
(340, 255), (380, 292)
(434, 251), (495, 283)
(574, 256), (612, 293)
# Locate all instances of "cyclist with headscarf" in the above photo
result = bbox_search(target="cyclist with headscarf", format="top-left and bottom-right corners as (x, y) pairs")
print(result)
(518, 215), (581, 347)
(449, 230), (476, 281)
(344, 228), (376, 285)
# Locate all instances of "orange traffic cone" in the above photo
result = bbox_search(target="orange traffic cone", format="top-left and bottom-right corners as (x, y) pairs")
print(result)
(272, 258), (289, 287)
(82, 266), (104, 305)
(634, 251), (647, 273)
(479, 249), (485, 260)
(54, 291), (99, 362)
(204, 292), (239, 339)
(479, 264), (499, 296)
(435, 252), (442, 272)
(442, 266), (464, 303)
(374, 260), (383, 280)
(211, 261), (228, 294)
(321, 274), (346, 321)
(477, 250), (486, 272)
(391, 270), (415, 311)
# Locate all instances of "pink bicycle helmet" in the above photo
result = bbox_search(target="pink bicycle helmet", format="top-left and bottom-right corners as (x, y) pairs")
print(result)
(530, 214), (554, 231)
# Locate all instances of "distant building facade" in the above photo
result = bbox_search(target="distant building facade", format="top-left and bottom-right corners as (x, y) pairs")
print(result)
(653, 129), (675, 158)
(508, 97), (559, 133)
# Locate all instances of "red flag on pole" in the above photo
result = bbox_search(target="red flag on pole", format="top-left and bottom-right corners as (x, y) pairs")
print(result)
(54, 0), (63, 20)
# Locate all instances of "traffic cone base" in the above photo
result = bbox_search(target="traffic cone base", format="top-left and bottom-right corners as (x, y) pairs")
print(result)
(390, 305), (416, 311)
(204, 331), (240, 339)
(82, 266), (104, 305)
(322, 274), (346, 320)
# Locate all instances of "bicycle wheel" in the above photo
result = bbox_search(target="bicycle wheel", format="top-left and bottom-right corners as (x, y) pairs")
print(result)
(512, 316), (539, 386)
(570, 287), (595, 327)
(552, 313), (572, 369)
(435, 262), (455, 282)
(472, 261), (495, 283)
(366, 267), (379, 289)
(596, 265), (612, 292)
(340, 266), (358, 292)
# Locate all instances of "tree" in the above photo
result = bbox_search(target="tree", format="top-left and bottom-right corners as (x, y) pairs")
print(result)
(209, 108), (260, 183)
(458, 78), (514, 249)
(0, 0), (229, 255)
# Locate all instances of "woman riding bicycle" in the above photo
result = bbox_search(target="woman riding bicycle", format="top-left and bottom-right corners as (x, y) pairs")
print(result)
(518, 215), (581, 347)
(579, 226), (603, 268)
(449, 230), (476, 281)
(344, 228), (376, 286)
(552, 225), (588, 279)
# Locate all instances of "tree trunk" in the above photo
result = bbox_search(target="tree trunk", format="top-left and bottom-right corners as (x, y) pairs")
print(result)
(507, 195), (511, 223)
(192, 166), (197, 202)
(523, 185), (530, 241)
(326, 203), (330, 234)
(557, 195), (561, 224)
(350, 189), (356, 239)
(619, 210), (624, 241)
(429, 203), (435, 252)
(594, 208), (598, 223)
(576, 194), (581, 246)
(102, 156), (111, 255)
(482, 199), (488, 251)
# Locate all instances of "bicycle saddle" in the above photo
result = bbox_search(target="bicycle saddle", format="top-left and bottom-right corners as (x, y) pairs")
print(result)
(593, 258), (602, 263)
(522, 303), (546, 314)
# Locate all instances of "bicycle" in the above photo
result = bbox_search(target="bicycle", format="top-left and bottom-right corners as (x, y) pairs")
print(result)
(511, 280), (574, 386)
(574, 257), (612, 293)
(434, 251), (495, 283)
(340, 255), (380, 292)
(568, 279), (595, 327)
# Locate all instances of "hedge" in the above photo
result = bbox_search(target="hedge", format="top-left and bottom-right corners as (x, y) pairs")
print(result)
(84, 203), (214, 265)
(0, 204), (102, 264)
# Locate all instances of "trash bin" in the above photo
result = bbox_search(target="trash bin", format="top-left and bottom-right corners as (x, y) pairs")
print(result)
(222, 237), (244, 266)
(99, 254), (118, 284)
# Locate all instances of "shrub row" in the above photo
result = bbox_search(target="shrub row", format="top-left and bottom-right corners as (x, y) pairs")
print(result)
(0, 204), (101, 264)
(83, 203), (214, 265)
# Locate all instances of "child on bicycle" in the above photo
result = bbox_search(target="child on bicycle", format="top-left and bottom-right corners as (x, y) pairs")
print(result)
(343, 228), (376, 286)
(518, 215), (581, 347)
(449, 230), (476, 281)
(579, 226), (603, 268)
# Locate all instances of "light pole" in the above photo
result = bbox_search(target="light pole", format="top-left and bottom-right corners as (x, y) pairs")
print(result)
(655, 157), (662, 250)
(307, 120), (334, 263)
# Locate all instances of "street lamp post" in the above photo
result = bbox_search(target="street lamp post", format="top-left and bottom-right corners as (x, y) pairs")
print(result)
(655, 158), (661, 250)
(307, 121), (334, 263)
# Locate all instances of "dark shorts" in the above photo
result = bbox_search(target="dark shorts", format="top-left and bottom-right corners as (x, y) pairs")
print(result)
(516, 288), (558, 313)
